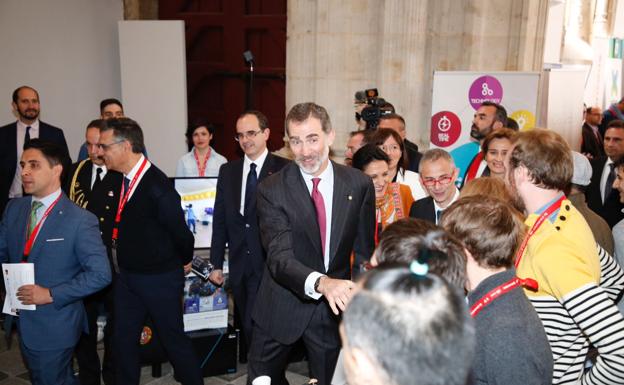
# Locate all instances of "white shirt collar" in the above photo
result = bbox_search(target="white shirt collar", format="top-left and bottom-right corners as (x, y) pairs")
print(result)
(33, 188), (62, 208)
(244, 148), (269, 170)
(434, 188), (460, 212)
(17, 119), (39, 131)
(125, 155), (148, 179)
(300, 160), (334, 185)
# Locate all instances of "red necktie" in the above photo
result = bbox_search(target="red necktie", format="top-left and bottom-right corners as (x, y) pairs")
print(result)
(311, 178), (326, 257)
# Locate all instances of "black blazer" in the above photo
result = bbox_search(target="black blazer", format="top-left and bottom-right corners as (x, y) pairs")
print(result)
(63, 160), (123, 252)
(116, 164), (194, 273)
(210, 153), (289, 284)
(0, 121), (70, 214)
(586, 156), (624, 228)
(252, 161), (375, 344)
(409, 196), (436, 224)
(581, 123), (605, 159)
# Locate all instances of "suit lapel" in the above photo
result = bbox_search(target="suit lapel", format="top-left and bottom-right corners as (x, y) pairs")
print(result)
(285, 164), (323, 259)
(16, 199), (31, 259)
(329, 163), (350, 264)
(8, 124), (17, 177)
(232, 160), (244, 216)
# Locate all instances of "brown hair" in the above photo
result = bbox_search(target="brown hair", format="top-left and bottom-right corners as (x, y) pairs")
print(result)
(368, 128), (408, 171)
(239, 110), (269, 131)
(285, 102), (332, 135)
(441, 196), (525, 269)
(481, 128), (518, 153)
(460, 177), (513, 202)
(508, 129), (572, 191)
(376, 218), (467, 289)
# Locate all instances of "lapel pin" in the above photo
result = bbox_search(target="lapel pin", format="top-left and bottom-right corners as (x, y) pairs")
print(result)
(108, 191), (114, 197)
(59, 211), (63, 215)
(348, 195), (352, 200)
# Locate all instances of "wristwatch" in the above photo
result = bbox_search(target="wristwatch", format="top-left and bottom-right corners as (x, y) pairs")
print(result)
(314, 276), (323, 293)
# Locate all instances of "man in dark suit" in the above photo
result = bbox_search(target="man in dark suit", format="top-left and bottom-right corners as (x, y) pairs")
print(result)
(1, 139), (111, 385)
(209, 110), (288, 353)
(409, 149), (460, 225)
(247, 103), (375, 385)
(65, 119), (123, 385)
(96, 118), (202, 385)
(378, 113), (422, 172)
(581, 106), (605, 159)
(0, 86), (70, 215)
(586, 119), (624, 228)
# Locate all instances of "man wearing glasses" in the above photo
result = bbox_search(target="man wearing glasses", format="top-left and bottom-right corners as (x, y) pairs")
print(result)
(209, 110), (288, 357)
(96, 118), (203, 385)
(409, 149), (460, 224)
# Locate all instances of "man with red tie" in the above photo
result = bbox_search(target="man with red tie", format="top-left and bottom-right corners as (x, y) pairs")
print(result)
(247, 102), (375, 385)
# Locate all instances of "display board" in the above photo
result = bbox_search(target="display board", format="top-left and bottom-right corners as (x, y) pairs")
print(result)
(173, 177), (218, 249)
(430, 71), (540, 185)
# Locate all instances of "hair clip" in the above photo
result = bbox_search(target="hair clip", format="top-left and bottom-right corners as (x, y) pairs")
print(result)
(410, 260), (428, 276)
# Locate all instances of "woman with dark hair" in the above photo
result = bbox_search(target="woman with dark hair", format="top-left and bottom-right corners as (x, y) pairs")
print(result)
(176, 119), (227, 176)
(352, 144), (413, 244)
(480, 128), (517, 179)
(368, 128), (426, 200)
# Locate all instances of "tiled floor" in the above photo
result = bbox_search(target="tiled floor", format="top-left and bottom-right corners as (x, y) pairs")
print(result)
(0, 331), (310, 385)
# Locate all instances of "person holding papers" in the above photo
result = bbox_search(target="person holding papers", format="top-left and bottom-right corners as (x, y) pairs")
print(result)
(0, 139), (111, 385)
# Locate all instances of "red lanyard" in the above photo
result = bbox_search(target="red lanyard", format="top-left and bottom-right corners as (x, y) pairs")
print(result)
(112, 158), (148, 240)
(514, 195), (566, 268)
(470, 276), (538, 317)
(465, 151), (484, 182)
(193, 148), (211, 177)
(22, 194), (62, 260)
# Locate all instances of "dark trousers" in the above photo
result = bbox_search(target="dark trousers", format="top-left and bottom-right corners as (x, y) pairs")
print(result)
(230, 269), (262, 351)
(20, 340), (77, 385)
(247, 303), (341, 385)
(75, 284), (115, 385)
(113, 268), (203, 385)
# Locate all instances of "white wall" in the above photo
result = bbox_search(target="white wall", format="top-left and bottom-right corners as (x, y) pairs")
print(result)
(118, 21), (188, 176)
(0, 0), (123, 161)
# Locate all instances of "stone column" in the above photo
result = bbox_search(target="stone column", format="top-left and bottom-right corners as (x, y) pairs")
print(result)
(286, 0), (549, 158)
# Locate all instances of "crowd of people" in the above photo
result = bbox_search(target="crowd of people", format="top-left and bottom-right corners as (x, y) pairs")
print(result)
(2, 84), (624, 385)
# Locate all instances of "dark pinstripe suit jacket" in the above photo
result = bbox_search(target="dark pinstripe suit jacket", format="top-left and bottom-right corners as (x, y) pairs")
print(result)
(252, 161), (375, 344)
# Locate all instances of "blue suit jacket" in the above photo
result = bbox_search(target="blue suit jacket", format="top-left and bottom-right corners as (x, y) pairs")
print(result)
(0, 193), (111, 350)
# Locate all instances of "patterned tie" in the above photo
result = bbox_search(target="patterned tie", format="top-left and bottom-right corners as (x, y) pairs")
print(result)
(29, 201), (44, 236)
(605, 163), (616, 202)
(24, 126), (31, 147)
(244, 163), (258, 216)
(92, 167), (103, 190)
(311, 178), (327, 258)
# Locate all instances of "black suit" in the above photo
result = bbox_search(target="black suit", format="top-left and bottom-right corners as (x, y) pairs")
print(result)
(0, 121), (70, 214)
(64, 160), (123, 385)
(249, 161), (375, 384)
(112, 162), (202, 385)
(581, 123), (605, 159)
(409, 196), (436, 224)
(586, 157), (624, 228)
(404, 139), (423, 172)
(210, 153), (289, 349)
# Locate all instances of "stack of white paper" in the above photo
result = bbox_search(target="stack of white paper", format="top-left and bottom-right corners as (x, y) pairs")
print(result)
(2, 263), (36, 315)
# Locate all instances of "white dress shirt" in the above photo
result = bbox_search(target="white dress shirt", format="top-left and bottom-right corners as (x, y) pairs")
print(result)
(9, 120), (40, 198)
(302, 162), (334, 299)
(600, 158), (615, 204)
(124, 155), (151, 201)
(30, 188), (62, 239)
(434, 188), (460, 224)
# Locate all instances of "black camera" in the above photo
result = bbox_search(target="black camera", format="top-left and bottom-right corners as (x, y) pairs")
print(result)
(354, 88), (394, 130)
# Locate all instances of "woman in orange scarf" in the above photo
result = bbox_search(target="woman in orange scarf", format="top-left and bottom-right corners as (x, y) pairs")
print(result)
(352, 144), (414, 245)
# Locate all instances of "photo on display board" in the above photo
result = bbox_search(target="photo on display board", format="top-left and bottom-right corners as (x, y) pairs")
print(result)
(172, 177), (218, 249)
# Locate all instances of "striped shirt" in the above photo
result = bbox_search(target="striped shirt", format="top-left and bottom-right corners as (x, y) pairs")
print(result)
(518, 199), (624, 384)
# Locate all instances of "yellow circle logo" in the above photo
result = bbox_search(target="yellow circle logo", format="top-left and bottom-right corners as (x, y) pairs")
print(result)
(509, 110), (536, 131)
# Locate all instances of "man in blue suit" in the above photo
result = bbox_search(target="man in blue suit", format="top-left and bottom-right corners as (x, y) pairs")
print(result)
(0, 139), (111, 385)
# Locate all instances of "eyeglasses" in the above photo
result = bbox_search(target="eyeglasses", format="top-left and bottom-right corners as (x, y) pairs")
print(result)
(234, 130), (263, 141)
(421, 175), (453, 187)
(97, 140), (124, 151)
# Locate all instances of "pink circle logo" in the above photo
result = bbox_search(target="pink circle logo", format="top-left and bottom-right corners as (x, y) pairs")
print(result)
(430, 111), (461, 147)
(468, 75), (503, 110)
